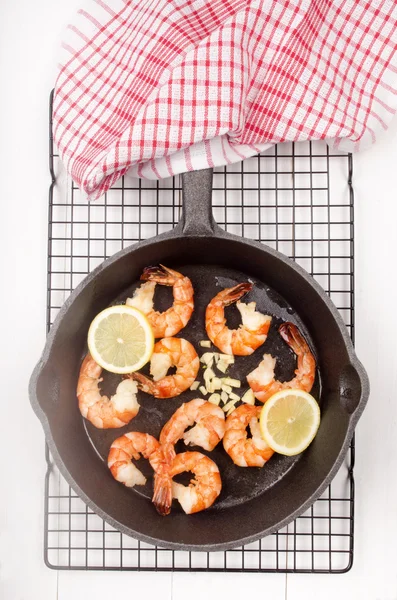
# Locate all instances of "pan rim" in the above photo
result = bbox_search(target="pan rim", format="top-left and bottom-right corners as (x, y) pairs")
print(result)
(29, 229), (369, 551)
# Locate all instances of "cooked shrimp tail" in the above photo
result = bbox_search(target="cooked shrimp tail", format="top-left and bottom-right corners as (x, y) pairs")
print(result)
(141, 264), (180, 285)
(221, 282), (253, 305)
(279, 322), (308, 352)
(152, 474), (173, 516)
(149, 445), (174, 515)
(127, 371), (155, 395)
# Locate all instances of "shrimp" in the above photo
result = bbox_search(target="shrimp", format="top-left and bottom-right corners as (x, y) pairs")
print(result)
(154, 451), (222, 515)
(247, 322), (316, 403)
(127, 337), (199, 398)
(150, 399), (225, 515)
(77, 354), (139, 428)
(160, 398), (226, 457)
(205, 283), (272, 355)
(108, 432), (159, 487)
(223, 404), (274, 467)
(126, 265), (194, 337)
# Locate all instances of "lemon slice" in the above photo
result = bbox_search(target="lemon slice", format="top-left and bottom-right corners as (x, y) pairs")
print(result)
(259, 390), (320, 456)
(87, 305), (154, 374)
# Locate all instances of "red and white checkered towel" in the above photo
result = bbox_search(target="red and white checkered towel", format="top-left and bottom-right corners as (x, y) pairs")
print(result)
(54, 0), (397, 201)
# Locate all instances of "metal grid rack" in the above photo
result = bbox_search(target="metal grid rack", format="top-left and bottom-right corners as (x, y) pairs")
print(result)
(45, 94), (355, 573)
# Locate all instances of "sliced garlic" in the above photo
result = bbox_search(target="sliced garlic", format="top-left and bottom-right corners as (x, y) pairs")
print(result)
(241, 388), (255, 405)
(211, 377), (222, 390)
(207, 357), (215, 370)
(190, 381), (200, 391)
(220, 391), (228, 404)
(229, 392), (240, 402)
(199, 386), (208, 396)
(208, 393), (221, 405)
(204, 367), (216, 384)
(200, 341), (211, 348)
(222, 384), (232, 394)
(223, 398), (238, 412)
(200, 352), (214, 365)
(218, 354), (235, 364)
(217, 361), (229, 373)
(222, 377), (241, 388)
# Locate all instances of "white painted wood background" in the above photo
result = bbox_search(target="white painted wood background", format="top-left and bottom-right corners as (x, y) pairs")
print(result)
(1, 2), (397, 599)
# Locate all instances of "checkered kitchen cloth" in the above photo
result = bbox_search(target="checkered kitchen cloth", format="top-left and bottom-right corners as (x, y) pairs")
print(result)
(53, 0), (397, 200)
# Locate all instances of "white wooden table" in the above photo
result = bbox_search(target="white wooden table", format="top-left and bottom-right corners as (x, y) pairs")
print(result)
(1, 2), (397, 599)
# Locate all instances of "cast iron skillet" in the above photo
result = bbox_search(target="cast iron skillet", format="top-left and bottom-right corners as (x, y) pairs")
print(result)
(29, 169), (369, 551)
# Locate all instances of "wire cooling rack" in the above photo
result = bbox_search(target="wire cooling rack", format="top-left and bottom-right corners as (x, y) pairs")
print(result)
(45, 93), (355, 573)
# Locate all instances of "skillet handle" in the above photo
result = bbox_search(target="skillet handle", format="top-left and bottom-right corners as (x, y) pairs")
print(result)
(180, 168), (217, 236)
(29, 357), (60, 425)
(339, 357), (370, 418)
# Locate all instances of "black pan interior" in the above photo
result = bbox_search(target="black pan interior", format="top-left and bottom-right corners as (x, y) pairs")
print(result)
(89, 264), (321, 510)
